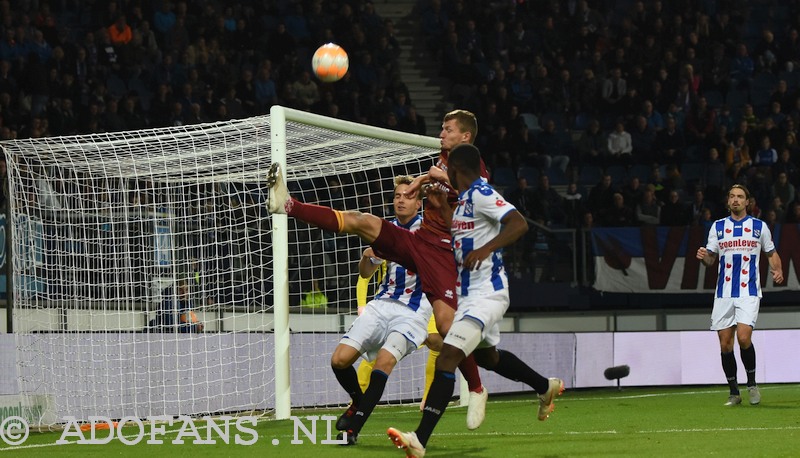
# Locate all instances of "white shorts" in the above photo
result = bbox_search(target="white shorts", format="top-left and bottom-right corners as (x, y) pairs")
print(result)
(340, 298), (430, 361)
(710, 296), (760, 330)
(443, 289), (509, 353)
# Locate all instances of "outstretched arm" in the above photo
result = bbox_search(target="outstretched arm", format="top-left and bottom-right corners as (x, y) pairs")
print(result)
(463, 210), (529, 270)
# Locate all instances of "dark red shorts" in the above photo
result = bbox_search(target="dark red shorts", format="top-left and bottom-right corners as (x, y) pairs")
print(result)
(371, 219), (457, 310)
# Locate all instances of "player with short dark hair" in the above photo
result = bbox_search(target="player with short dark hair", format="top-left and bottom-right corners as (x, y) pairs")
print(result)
(387, 144), (564, 457)
(267, 110), (490, 430)
(696, 184), (783, 406)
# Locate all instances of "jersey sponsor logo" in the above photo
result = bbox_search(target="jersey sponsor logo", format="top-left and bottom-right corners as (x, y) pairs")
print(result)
(719, 239), (759, 249)
(452, 220), (475, 230)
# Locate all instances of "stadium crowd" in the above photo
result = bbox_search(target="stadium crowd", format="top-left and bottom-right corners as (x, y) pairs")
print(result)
(2, 0), (800, 234)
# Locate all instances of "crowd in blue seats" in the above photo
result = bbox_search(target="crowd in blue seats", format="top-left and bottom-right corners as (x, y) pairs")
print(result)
(418, 0), (800, 228)
(6, 0), (800, 233)
(0, 0), (422, 142)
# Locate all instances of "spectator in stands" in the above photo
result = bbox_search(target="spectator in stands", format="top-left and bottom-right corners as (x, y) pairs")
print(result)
(660, 190), (689, 226)
(587, 174), (616, 219)
(510, 67), (535, 112)
(703, 147), (727, 204)
(292, 70), (320, 112)
(607, 120), (632, 165)
(533, 174), (564, 225)
(576, 118), (607, 165)
(786, 202), (800, 223)
(673, 79), (695, 114)
(577, 68), (601, 117)
(726, 134), (752, 180)
(748, 196), (762, 218)
(773, 148), (798, 183)
(635, 185), (660, 226)
(641, 99), (664, 132)
(562, 182), (584, 229)
(621, 176), (644, 212)
(708, 124), (731, 160)
(763, 208), (780, 226)
(686, 96), (716, 146)
(754, 29), (780, 74)
(602, 193), (635, 227)
(552, 68), (576, 118)
(254, 64), (278, 112)
(690, 189), (713, 225)
(768, 196), (786, 223)
(400, 105), (426, 135)
(754, 136), (778, 167)
(730, 43), (755, 91)
(769, 80), (793, 113)
(506, 175), (538, 221)
(772, 172), (796, 208)
(630, 115), (656, 164)
(760, 117), (782, 149)
(656, 116), (686, 164)
(536, 118), (570, 173)
(602, 67), (626, 115)
(715, 105), (735, 133)
(784, 131), (800, 157)
(704, 44), (731, 98)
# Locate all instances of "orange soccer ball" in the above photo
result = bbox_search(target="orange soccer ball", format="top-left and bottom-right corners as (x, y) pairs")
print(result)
(312, 43), (349, 83)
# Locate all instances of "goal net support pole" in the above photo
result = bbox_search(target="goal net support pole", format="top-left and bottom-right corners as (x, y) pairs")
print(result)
(269, 105), (442, 419)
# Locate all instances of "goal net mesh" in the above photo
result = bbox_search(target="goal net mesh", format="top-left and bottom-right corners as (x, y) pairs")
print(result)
(2, 110), (440, 427)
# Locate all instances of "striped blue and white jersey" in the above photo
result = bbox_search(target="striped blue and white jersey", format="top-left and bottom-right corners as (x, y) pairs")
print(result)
(374, 214), (429, 312)
(705, 215), (776, 298)
(451, 178), (517, 297)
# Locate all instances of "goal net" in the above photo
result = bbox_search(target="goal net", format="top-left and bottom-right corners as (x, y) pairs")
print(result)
(2, 106), (442, 427)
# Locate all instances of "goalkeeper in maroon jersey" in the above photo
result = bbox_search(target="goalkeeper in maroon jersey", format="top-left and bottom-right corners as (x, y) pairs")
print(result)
(266, 109), (489, 430)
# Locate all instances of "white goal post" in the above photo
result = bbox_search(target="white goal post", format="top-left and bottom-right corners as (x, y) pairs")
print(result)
(0, 105), (447, 427)
(268, 106), (441, 419)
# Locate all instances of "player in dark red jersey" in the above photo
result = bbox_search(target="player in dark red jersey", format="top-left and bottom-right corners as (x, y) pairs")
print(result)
(266, 110), (489, 430)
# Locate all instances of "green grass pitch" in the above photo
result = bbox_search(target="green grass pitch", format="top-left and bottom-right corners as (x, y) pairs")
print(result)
(3, 384), (799, 457)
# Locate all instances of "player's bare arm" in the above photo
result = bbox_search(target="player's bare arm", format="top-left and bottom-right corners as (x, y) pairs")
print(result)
(463, 210), (528, 270)
(358, 247), (383, 279)
(404, 166), (449, 199)
(696, 247), (717, 266)
(766, 250), (784, 284)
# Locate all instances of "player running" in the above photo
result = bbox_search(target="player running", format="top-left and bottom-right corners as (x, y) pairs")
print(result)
(387, 144), (564, 457)
(267, 110), (489, 429)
